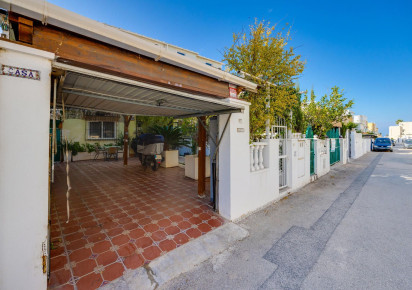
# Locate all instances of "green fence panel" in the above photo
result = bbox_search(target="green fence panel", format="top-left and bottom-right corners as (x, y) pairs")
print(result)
(328, 128), (340, 165)
(306, 126), (315, 175)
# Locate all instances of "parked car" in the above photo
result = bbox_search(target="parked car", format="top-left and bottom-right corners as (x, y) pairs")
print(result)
(403, 139), (412, 149)
(372, 138), (393, 152)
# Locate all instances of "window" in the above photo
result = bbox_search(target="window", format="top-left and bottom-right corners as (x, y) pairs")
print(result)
(177, 51), (185, 56)
(205, 62), (212, 66)
(87, 121), (116, 139)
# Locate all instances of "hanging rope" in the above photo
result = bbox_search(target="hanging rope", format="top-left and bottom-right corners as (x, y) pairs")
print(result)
(62, 97), (71, 223)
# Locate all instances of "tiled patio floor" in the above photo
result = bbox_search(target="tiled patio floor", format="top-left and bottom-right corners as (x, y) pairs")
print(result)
(48, 158), (224, 290)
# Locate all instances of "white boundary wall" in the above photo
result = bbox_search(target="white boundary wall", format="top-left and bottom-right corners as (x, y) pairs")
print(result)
(350, 131), (371, 159)
(288, 139), (311, 191)
(218, 101), (285, 220)
(0, 40), (54, 290)
(314, 139), (330, 177)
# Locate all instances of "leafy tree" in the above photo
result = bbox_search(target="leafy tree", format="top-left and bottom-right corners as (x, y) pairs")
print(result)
(396, 119), (403, 125)
(341, 121), (358, 138)
(302, 87), (354, 138)
(291, 85), (305, 133)
(223, 20), (305, 140)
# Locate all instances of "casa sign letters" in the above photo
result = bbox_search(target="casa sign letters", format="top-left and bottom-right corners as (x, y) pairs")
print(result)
(0, 64), (40, 80)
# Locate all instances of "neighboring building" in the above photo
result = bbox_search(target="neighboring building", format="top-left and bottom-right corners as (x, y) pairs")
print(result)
(353, 115), (368, 132)
(389, 122), (412, 140)
(389, 126), (401, 140)
(367, 122), (378, 134)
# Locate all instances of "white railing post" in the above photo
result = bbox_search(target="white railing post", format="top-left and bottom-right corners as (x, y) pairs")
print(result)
(250, 144), (255, 172)
(254, 145), (259, 170)
(258, 145), (264, 169)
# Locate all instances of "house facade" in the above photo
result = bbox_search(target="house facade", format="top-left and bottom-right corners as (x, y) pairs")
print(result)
(0, 1), (259, 288)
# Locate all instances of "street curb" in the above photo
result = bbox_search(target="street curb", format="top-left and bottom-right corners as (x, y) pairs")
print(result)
(100, 222), (249, 289)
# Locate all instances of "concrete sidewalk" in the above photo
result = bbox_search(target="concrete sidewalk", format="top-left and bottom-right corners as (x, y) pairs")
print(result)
(160, 150), (412, 289)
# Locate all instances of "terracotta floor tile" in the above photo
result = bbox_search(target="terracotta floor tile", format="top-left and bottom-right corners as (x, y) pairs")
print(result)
(208, 218), (222, 228)
(181, 211), (193, 219)
(164, 226), (180, 235)
(88, 233), (106, 243)
(66, 239), (87, 252)
(123, 254), (145, 270)
(157, 218), (172, 228)
(101, 262), (125, 282)
(142, 246), (162, 261)
(173, 233), (190, 245)
(143, 223), (159, 233)
(177, 221), (191, 230)
(72, 258), (97, 278)
(52, 283), (74, 290)
(197, 223), (212, 233)
(96, 250), (118, 266)
(151, 230), (167, 242)
(107, 227), (123, 237)
(117, 243), (136, 257)
(123, 222), (139, 231)
(84, 227), (101, 236)
(188, 217), (203, 225)
(50, 245), (65, 257)
(48, 268), (71, 288)
(51, 159), (222, 287)
(111, 234), (129, 246)
(65, 232), (83, 242)
(186, 228), (202, 239)
(129, 228), (145, 239)
(135, 237), (153, 249)
(69, 248), (92, 263)
(50, 255), (68, 271)
(76, 272), (103, 290)
(158, 240), (177, 252)
(92, 241), (111, 254)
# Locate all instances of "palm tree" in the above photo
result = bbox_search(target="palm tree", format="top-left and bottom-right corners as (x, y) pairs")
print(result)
(149, 125), (189, 151)
(396, 119), (403, 125)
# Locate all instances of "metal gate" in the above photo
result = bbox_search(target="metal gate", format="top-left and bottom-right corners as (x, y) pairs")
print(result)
(272, 117), (288, 189)
(306, 126), (315, 175)
(327, 128), (340, 165)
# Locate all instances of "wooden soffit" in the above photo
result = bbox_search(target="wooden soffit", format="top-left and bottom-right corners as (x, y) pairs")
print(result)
(30, 23), (230, 98)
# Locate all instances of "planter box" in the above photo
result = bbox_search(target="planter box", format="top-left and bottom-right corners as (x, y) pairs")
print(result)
(161, 150), (179, 168)
(184, 155), (210, 180)
(63, 151), (124, 162)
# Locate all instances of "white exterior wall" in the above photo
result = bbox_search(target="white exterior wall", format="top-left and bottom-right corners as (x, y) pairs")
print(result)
(0, 41), (54, 290)
(289, 139), (311, 191)
(399, 122), (412, 138)
(350, 131), (363, 159)
(389, 126), (401, 140)
(218, 99), (251, 220)
(341, 137), (349, 164)
(314, 139), (330, 177)
(218, 100), (283, 220)
(249, 139), (280, 212)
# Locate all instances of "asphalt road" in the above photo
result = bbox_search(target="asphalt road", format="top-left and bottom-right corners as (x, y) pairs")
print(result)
(161, 147), (412, 290)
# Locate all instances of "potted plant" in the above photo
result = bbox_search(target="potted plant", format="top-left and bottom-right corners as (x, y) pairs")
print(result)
(149, 125), (189, 168)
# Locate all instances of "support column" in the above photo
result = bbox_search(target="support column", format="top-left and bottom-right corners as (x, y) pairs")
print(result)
(0, 40), (54, 290)
(123, 115), (131, 166)
(198, 116), (206, 197)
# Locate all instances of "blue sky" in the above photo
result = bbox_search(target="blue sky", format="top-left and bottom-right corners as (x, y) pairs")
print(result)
(49, 0), (412, 135)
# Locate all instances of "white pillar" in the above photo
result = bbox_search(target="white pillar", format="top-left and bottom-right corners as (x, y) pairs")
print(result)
(0, 40), (54, 290)
(218, 99), (251, 220)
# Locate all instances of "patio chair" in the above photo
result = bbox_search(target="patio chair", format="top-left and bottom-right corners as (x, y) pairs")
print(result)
(105, 146), (118, 161)
(93, 144), (106, 160)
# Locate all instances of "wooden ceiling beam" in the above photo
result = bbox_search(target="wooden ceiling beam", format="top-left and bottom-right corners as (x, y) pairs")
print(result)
(30, 23), (229, 99)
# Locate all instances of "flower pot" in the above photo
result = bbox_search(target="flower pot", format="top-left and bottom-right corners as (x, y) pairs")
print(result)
(161, 150), (179, 168)
(184, 155), (210, 180)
